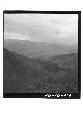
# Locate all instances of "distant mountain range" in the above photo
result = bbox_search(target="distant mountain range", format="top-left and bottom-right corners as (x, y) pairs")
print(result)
(4, 39), (78, 58)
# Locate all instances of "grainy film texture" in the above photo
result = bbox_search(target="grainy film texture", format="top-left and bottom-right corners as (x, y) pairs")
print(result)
(3, 12), (79, 96)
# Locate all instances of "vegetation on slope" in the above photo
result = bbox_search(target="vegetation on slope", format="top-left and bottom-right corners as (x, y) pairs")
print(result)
(3, 48), (78, 93)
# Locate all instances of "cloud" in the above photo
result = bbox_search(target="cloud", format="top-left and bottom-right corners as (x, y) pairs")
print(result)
(4, 32), (31, 40)
(4, 14), (78, 45)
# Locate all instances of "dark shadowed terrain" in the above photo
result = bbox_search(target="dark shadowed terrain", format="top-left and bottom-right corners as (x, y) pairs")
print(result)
(3, 46), (78, 93)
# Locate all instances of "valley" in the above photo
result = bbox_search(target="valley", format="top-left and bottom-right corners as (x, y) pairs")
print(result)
(3, 47), (78, 93)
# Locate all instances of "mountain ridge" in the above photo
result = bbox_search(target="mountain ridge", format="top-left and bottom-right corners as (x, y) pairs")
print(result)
(4, 39), (78, 58)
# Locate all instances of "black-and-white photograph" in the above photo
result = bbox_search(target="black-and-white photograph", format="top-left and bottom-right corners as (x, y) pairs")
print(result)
(3, 11), (81, 98)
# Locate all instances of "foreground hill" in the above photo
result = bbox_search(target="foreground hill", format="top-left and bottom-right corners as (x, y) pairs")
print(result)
(3, 48), (78, 93)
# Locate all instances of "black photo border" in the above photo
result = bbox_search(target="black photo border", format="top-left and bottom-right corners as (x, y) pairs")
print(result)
(3, 10), (81, 99)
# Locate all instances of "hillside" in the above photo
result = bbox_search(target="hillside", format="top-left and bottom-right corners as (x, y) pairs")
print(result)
(4, 39), (78, 58)
(3, 48), (78, 93)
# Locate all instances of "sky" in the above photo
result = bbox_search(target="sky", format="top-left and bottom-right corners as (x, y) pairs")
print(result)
(4, 13), (78, 45)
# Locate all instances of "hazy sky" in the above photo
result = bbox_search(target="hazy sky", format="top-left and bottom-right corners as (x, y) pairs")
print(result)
(4, 14), (78, 45)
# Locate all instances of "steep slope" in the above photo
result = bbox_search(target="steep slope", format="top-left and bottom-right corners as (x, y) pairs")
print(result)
(50, 53), (78, 70)
(3, 48), (78, 93)
(3, 48), (35, 93)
